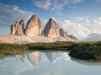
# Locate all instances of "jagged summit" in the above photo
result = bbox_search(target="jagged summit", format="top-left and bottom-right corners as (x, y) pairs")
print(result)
(10, 20), (24, 36)
(19, 19), (24, 33)
(25, 14), (42, 36)
(5, 14), (79, 43)
(44, 18), (60, 38)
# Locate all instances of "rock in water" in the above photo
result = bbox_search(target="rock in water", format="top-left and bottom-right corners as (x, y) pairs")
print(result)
(44, 18), (59, 38)
(10, 21), (24, 36)
(25, 14), (42, 36)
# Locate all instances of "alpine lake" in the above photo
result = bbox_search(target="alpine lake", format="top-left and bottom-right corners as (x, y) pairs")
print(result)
(0, 50), (101, 75)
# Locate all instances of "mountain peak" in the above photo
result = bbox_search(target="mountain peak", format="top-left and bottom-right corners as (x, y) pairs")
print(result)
(44, 18), (59, 38)
(25, 14), (42, 36)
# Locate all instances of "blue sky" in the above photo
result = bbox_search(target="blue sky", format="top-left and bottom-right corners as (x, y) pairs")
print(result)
(0, 0), (101, 40)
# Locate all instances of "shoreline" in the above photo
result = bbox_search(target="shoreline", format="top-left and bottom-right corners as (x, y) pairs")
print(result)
(0, 42), (101, 62)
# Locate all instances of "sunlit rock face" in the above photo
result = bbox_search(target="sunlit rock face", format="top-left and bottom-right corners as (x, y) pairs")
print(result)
(10, 20), (24, 36)
(45, 52), (60, 63)
(25, 14), (42, 36)
(44, 18), (60, 38)
(15, 55), (24, 62)
(27, 52), (42, 67)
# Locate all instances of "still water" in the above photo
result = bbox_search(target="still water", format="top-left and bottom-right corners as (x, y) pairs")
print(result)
(0, 51), (101, 75)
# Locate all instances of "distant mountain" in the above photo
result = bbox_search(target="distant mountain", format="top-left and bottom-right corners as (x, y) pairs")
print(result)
(82, 33), (101, 42)
(0, 14), (79, 43)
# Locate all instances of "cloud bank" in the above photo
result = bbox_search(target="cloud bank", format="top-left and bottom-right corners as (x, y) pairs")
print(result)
(0, 3), (34, 28)
(32, 0), (84, 10)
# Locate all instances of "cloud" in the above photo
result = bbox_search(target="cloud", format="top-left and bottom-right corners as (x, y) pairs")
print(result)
(58, 16), (101, 40)
(32, 0), (51, 10)
(96, 0), (101, 3)
(72, 0), (84, 3)
(51, 0), (69, 10)
(59, 20), (90, 40)
(0, 3), (34, 28)
(32, 0), (85, 10)
(71, 16), (90, 22)
(42, 19), (48, 29)
(90, 17), (101, 34)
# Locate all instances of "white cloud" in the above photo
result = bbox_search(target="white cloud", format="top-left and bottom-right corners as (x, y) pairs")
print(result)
(42, 19), (48, 29)
(0, 3), (34, 28)
(90, 18), (101, 34)
(58, 16), (101, 40)
(32, 0), (85, 10)
(59, 20), (90, 40)
(71, 16), (90, 22)
(32, 0), (51, 10)
(96, 0), (101, 3)
(51, 0), (69, 10)
(72, 0), (84, 3)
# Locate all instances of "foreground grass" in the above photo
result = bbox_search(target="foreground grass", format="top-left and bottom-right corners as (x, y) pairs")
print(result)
(69, 42), (101, 61)
(0, 42), (101, 61)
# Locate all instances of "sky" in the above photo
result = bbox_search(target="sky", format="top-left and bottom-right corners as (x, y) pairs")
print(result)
(0, 0), (101, 40)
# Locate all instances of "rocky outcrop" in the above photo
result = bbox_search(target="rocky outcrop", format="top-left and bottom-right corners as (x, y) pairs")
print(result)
(59, 28), (68, 39)
(19, 19), (25, 33)
(8, 14), (79, 42)
(44, 18), (60, 38)
(25, 14), (42, 36)
(10, 21), (24, 36)
(10, 25), (15, 35)
(59, 29), (79, 41)
(69, 35), (78, 40)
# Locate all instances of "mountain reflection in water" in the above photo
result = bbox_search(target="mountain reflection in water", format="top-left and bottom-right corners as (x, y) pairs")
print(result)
(0, 51), (101, 75)
(15, 51), (70, 67)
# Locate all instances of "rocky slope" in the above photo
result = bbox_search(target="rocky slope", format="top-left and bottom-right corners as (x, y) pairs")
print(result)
(44, 18), (60, 38)
(59, 28), (79, 41)
(10, 21), (24, 36)
(25, 14), (42, 36)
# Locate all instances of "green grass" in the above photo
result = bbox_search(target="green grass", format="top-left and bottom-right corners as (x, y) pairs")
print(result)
(69, 42), (101, 61)
(0, 42), (101, 61)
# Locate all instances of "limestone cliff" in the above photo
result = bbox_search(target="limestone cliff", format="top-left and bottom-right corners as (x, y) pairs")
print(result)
(44, 18), (59, 38)
(10, 21), (24, 36)
(25, 14), (42, 36)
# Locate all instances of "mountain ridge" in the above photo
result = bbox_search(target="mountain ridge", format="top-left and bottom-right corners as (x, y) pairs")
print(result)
(0, 14), (79, 43)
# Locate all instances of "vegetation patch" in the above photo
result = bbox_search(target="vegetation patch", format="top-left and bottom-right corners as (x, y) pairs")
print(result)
(0, 42), (101, 61)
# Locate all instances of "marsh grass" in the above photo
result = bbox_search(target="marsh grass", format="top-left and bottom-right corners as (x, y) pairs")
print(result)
(0, 42), (101, 61)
